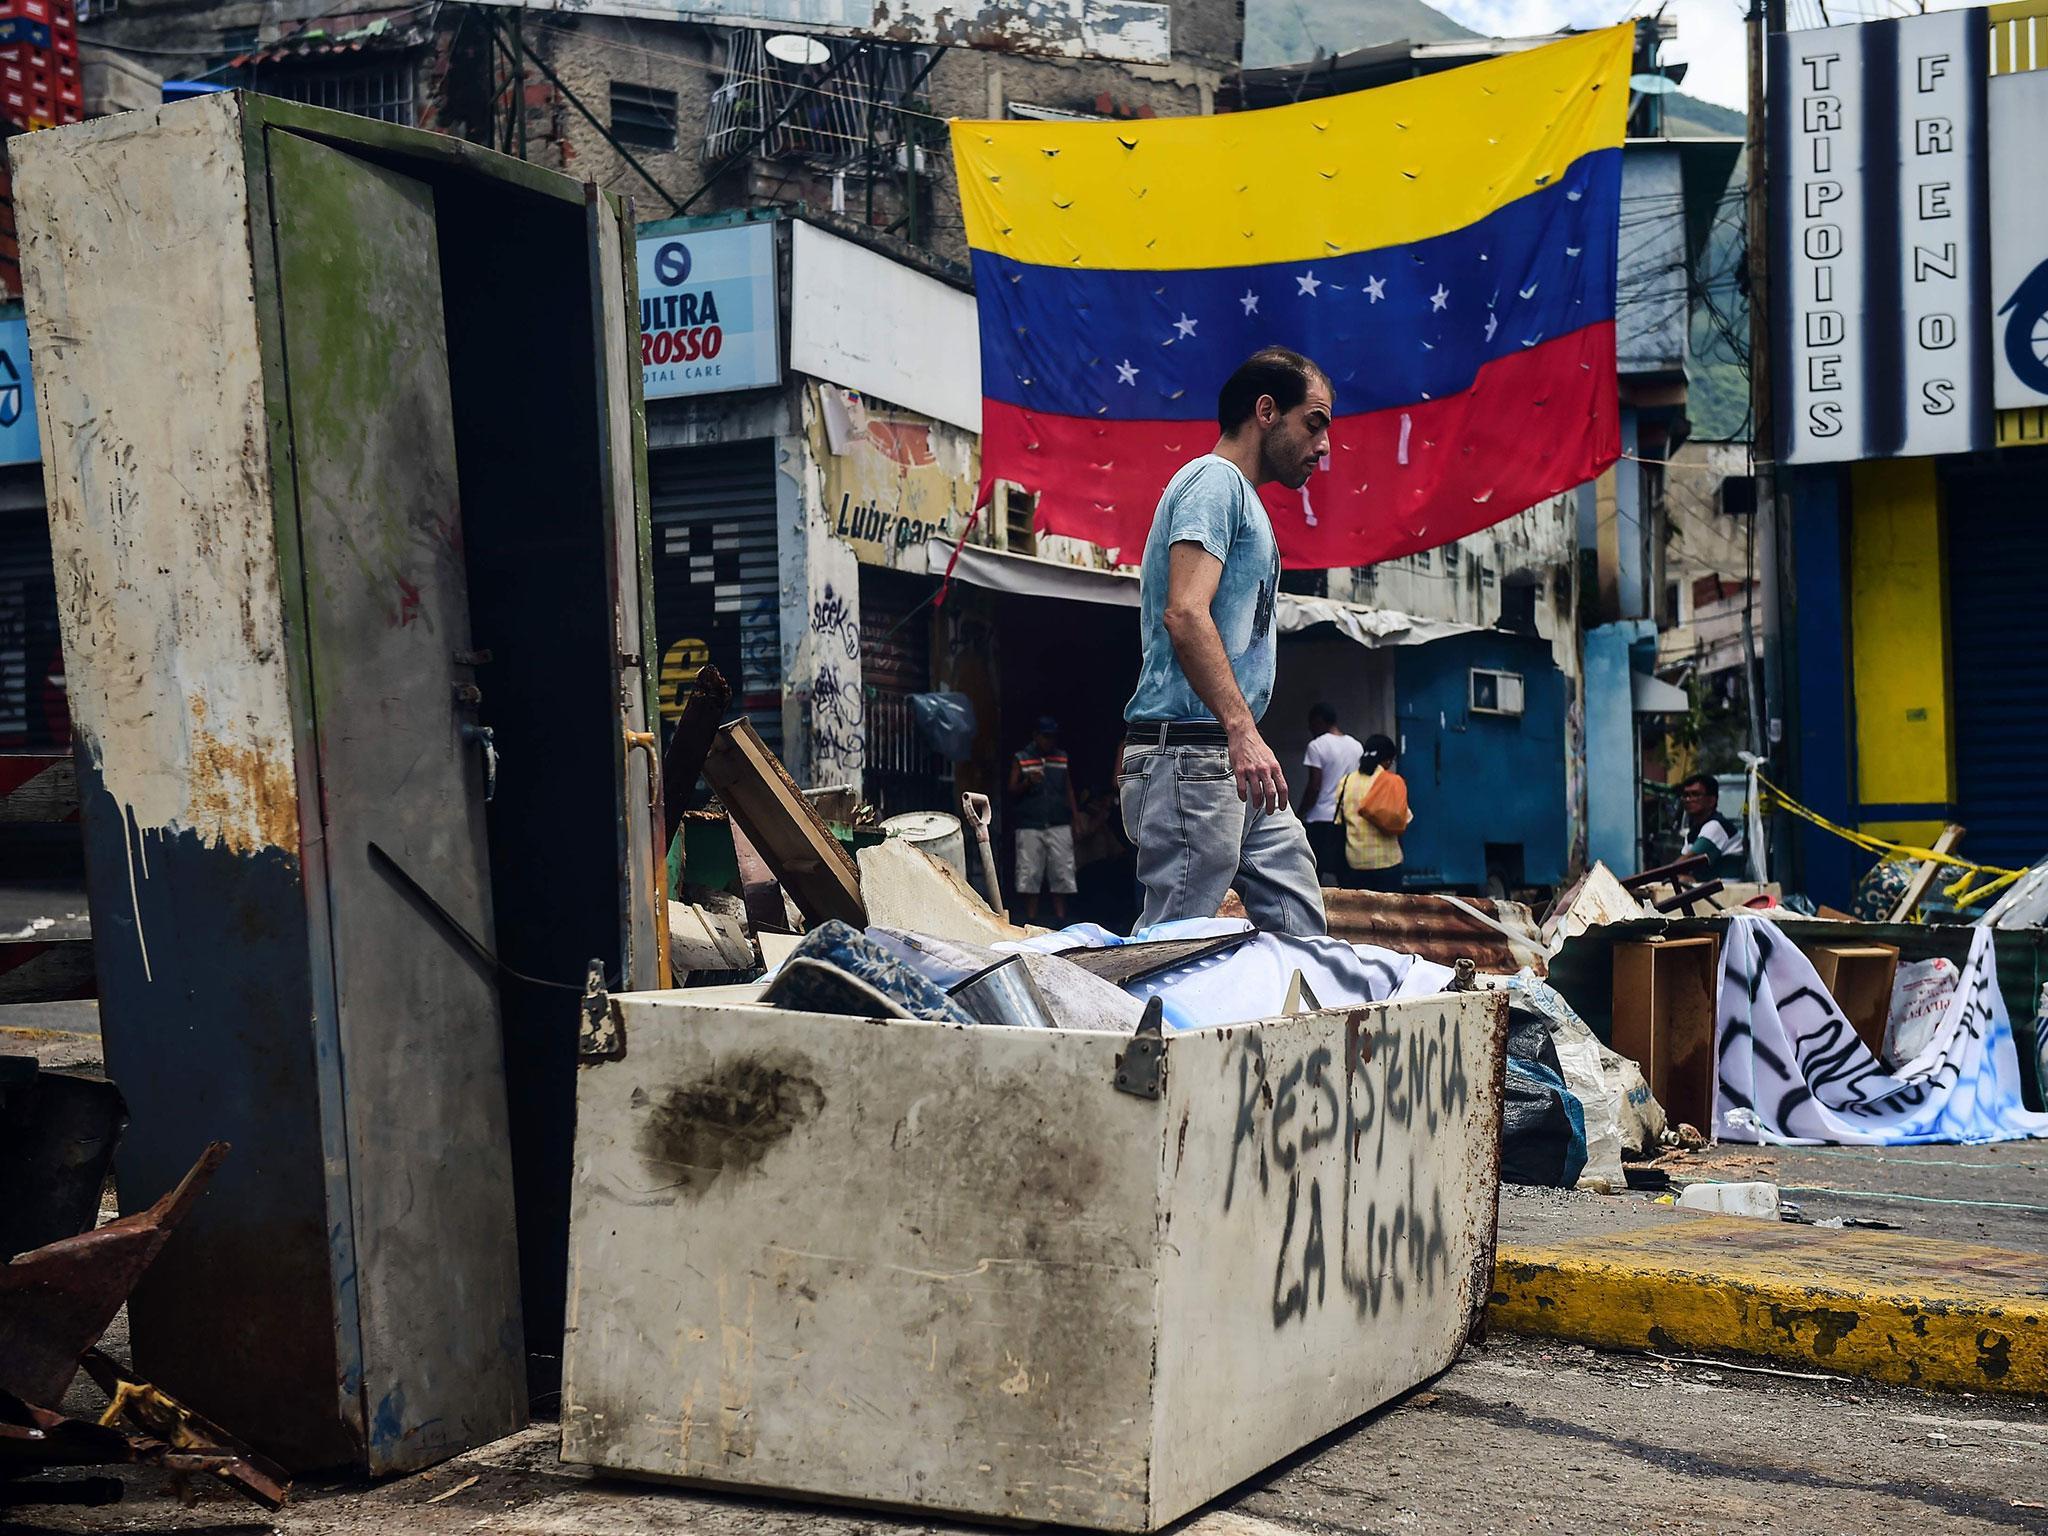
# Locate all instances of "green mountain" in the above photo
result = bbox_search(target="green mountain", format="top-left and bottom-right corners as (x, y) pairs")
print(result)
(1663, 92), (1746, 139)
(1243, 0), (1475, 67)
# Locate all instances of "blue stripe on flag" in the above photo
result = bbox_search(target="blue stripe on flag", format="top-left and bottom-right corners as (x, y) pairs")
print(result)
(972, 146), (1621, 424)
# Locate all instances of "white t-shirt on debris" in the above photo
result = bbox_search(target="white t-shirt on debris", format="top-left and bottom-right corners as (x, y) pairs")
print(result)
(1302, 732), (1364, 824)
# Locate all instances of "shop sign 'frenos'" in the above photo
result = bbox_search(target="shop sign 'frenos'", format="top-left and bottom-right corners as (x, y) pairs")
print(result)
(635, 219), (781, 400)
(1771, 9), (1993, 464)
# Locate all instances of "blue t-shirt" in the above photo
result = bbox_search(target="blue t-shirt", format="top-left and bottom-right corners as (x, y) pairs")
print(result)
(1125, 455), (1280, 724)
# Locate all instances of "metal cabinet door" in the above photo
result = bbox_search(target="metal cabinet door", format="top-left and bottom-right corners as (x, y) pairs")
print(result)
(587, 187), (668, 990)
(266, 128), (526, 1472)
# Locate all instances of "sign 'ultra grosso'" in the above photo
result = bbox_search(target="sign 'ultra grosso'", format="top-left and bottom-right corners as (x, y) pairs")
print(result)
(636, 219), (781, 400)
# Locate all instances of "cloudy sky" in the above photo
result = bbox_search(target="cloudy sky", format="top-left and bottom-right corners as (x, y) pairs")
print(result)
(1424, 0), (1979, 112)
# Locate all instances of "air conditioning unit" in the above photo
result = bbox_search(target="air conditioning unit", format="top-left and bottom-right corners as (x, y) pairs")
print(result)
(1470, 668), (1525, 717)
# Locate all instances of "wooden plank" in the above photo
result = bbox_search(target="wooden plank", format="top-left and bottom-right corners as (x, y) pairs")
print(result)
(1888, 824), (1965, 923)
(0, 936), (96, 1004)
(702, 718), (864, 927)
(0, 754), (79, 824)
(658, 663), (730, 813)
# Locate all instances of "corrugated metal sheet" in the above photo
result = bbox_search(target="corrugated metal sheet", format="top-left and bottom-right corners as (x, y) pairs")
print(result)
(1989, 0), (2048, 74)
(1948, 465), (2048, 872)
(650, 440), (783, 759)
(1219, 888), (1544, 973)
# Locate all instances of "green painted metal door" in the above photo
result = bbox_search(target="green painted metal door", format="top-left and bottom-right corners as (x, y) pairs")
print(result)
(267, 128), (526, 1473)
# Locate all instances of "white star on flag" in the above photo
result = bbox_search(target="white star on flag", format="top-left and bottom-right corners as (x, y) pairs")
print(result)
(1174, 313), (1198, 338)
(1519, 282), (1539, 299)
(1364, 275), (1386, 302)
(1485, 313), (1499, 341)
(1430, 284), (1450, 311)
(1296, 270), (1322, 297)
(1240, 289), (1260, 315)
(1115, 359), (1140, 385)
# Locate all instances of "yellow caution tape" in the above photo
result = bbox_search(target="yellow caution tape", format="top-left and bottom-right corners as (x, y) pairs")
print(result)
(1752, 773), (2025, 912)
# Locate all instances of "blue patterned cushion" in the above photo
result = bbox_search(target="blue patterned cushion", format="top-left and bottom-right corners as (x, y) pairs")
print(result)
(773, 920), (974, 1024)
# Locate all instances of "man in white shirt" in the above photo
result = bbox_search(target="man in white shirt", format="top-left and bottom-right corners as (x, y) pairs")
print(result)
(1299, 703), (1363, 887)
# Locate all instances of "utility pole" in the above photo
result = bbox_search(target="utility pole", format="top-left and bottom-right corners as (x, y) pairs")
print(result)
(1743, 0), (1771, 769)
(1744, 0), (1792, 877)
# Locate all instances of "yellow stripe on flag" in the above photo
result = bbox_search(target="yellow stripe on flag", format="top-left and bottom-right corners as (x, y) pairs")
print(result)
(952, 25), (1633, 272)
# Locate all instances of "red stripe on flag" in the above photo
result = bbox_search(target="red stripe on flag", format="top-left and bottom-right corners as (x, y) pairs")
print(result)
(980, 322), (1619, 570)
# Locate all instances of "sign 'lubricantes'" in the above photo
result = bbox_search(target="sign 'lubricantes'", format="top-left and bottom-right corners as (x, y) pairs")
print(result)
(636, 219), (780, 400)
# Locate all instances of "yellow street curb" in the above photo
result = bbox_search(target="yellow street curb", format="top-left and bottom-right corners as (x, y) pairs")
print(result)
(1488, 1213), (2047, 1395)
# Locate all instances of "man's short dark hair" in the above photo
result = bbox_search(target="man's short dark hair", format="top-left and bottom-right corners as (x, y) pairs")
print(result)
(1309, 702), (1337, 730)
(1218, 347), (1328, 432)
(1678, 773), (1719, 798)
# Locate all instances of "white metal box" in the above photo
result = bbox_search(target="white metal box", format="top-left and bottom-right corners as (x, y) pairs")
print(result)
(561, 988), (1507, 1531)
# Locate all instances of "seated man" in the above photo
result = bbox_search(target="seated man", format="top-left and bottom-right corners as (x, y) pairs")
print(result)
(1679, 772), (1746, 878)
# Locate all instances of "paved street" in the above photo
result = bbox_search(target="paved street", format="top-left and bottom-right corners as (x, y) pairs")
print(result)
(5, 1335), (2045, 1536)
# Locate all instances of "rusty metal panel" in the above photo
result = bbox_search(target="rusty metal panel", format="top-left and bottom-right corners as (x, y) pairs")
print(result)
(448, 0), (1171, 63)
(13, 95), (357, 1469)
(559, 989), (1507, 1531)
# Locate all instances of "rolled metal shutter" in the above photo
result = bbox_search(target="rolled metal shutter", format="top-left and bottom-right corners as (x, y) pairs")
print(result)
(856, 566), (950, 817)
(649, 441), (783, 761)
(0, 508), (65, 750)
(1947, 466), (2048, 872)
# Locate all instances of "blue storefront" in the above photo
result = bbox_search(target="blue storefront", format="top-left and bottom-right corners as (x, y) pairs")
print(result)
(1392, 629), (1568, 892)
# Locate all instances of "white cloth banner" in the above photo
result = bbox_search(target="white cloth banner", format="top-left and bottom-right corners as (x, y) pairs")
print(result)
(1716, 915), (2048, 1145)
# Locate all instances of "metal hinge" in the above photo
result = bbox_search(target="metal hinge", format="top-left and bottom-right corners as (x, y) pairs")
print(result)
(1114, 995), (1166, 1100)
(577, 959), (624, 1061)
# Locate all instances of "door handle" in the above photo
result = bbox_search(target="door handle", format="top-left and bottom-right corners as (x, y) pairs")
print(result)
(462, 722), (497, 802)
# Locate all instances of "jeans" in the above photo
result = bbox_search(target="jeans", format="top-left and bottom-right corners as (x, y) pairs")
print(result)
(1118, 743), (1327, 936)
(1304, 820), (1346, 886)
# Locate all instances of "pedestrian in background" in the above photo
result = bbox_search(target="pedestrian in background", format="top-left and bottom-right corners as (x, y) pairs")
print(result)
(1300, 702), (1363, 887)
(1008, 716), (1078, 923)
(1337, 734), (1410, 892)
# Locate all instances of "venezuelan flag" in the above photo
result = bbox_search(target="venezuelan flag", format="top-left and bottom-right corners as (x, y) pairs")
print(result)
(952, 25), (1631, 568)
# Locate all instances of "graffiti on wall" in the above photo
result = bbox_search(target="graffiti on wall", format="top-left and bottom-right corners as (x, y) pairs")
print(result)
(807, 580), (867, 779)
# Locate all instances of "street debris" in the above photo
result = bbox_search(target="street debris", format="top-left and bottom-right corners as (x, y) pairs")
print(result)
(0, 1139), (288, 1513)
(1643, 1353), (1849, 1384)
(0, 1142), (227, 1408)
(423, 1472), (481, 1505)
(1675, 1181), (1782, 1220)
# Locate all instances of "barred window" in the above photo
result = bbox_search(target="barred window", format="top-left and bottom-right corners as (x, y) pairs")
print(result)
(261, 62), (416, 125)
(611, 81), (678, 152)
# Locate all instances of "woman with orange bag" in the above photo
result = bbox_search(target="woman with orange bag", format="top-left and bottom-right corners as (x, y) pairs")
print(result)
(1335, 734), (1412, 892)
